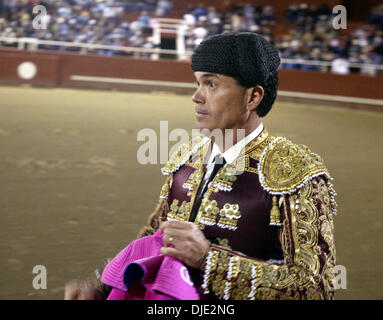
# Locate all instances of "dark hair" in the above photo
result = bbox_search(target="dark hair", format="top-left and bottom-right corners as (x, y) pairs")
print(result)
(234, 70), (279, 117)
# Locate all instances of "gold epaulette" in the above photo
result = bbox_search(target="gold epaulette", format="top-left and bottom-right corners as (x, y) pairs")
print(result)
(161, 135), (210, 176)
(258, 137), (331, 195)
(258, 137), (335, 226)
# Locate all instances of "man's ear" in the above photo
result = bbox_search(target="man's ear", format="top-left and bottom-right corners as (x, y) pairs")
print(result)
(247, 85), (264, 111)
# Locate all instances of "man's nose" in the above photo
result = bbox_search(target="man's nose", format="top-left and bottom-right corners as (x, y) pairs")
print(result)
(192, 87), (204, 104)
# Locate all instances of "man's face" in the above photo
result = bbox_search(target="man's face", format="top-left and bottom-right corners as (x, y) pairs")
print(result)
(192, 72), (249, 133)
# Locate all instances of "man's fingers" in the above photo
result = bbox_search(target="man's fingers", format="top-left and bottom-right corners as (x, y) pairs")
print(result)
(163, 233), (176, 247)
(160, 246), (180, 259)
(160, 220), (210, 269)
(159, 220), (193, 232)
(163, 228), (188, 240)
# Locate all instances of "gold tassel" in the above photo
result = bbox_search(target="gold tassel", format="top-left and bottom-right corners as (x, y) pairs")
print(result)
(270, 195), (282, 226)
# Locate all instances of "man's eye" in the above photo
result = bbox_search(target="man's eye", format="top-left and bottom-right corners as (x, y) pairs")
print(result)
(208, 81), (216, 88)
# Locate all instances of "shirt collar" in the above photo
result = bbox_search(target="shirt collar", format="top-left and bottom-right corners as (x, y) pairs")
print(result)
(208, 123), (264, 165)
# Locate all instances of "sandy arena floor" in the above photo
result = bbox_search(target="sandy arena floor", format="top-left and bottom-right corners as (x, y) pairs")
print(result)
(0, 86), (382, 299)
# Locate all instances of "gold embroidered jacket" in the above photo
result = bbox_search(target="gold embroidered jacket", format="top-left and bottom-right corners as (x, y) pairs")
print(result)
(137, 129), (337, 300)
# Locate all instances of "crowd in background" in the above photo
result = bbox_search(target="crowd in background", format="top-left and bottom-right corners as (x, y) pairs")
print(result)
(0, 0), (382, 75)
(182, 2), (383, 75)
(182, 2), (276, 51)
(277, 3), (383, 75)
(0, 0), (171, 55)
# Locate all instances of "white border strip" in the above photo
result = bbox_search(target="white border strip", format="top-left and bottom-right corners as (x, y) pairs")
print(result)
(70, 75), (383, 106)
(278, 90), (383, 106)
(70, 75), (195, 89)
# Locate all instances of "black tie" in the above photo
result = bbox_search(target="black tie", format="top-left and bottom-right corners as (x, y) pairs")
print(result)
(188, 155), (226, 222)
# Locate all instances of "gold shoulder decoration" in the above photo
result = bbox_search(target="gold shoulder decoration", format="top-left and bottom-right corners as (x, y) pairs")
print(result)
(258, 137), (337, 224)
(161, 135), (210, 176)
(259, 137), (330, 194)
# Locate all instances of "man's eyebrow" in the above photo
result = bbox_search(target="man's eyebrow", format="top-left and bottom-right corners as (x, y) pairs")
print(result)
(194, 73), (221, 81)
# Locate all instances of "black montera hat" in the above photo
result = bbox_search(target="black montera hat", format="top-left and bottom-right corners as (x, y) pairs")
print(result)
(191, 32), (280, 87)
(191, 32), (280, 117)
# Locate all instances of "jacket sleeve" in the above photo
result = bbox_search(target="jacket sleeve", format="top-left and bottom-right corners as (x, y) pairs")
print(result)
(202, 176), (337, 300)
(136, 175), (172, 238)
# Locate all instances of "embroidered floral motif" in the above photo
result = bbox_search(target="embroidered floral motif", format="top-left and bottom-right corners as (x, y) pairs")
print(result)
(197, 199), (220, 227)
(218, 203), (241, 230)
(212, 167), (238, 192)
(167, 199), (191, 221)
(182, 169), (204, 191)
(197, 201), (242, 231)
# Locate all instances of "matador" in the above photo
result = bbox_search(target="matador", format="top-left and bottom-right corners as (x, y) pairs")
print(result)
(65, 32), (337, 301)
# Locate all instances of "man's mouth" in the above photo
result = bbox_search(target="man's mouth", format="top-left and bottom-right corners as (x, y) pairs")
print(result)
(195, 106), (209, 117)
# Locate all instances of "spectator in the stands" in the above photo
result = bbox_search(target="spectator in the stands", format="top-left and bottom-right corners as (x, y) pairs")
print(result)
(261, 5), (275, 25)
(183, 6), (196, 26)
(192, 16), (208, 47)
(155, 0), (172, 17)
(331, 55), (350, 75)
(369, 4), (383, 30)
(192, 3), (208, 19)
(286, 2), (300, 23)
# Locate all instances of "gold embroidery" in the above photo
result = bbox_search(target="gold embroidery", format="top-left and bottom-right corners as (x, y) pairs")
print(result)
(168, 199), (179, 220)
(159, 175), (172, 199)
(232, 285), (251, 300)
(162, 135), (208, 175)
(218, 203), (241, 230)
(231, 258), (253, 299)
(314, 178), (336, 298)
(211, 251), (230, 297)
(203, 249), (219, 293)
(247, 135), (275, 160)
(230, 131), (274, 175)
(182, 168), (204, 191)
(164, 129), (274, 228)
(281, 197), (293, 265)
(270, 195), (282, 226)
(243, 156), (255, 174)
(197, 199), (220, 227)
(244, 129), (271, 155)
(250, 287), (298, 300)
(215, 238), (232, 250)
(204, 177), (335, 300)
(290, 182), (320, 276)
(178, 201), (191, 221)
(259, 137), (329, 193)
(168, 199), (191, 221)
(197, 200), (243, 231)
(212, 166), (238, 191)
(303, 286), (324, 300)
(160, 131), (336, 300)
(314, 178), (332, 218)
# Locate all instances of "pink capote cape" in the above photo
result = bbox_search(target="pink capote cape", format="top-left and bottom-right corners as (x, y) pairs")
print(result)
(101, 231), (200, 300)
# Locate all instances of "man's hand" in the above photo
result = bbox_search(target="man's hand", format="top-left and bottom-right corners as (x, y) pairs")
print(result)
(64, 279), (105, 300)
(159, 220), (211, 270)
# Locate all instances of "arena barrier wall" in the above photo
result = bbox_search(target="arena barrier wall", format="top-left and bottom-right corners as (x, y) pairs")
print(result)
(0, 49), (382, 111)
